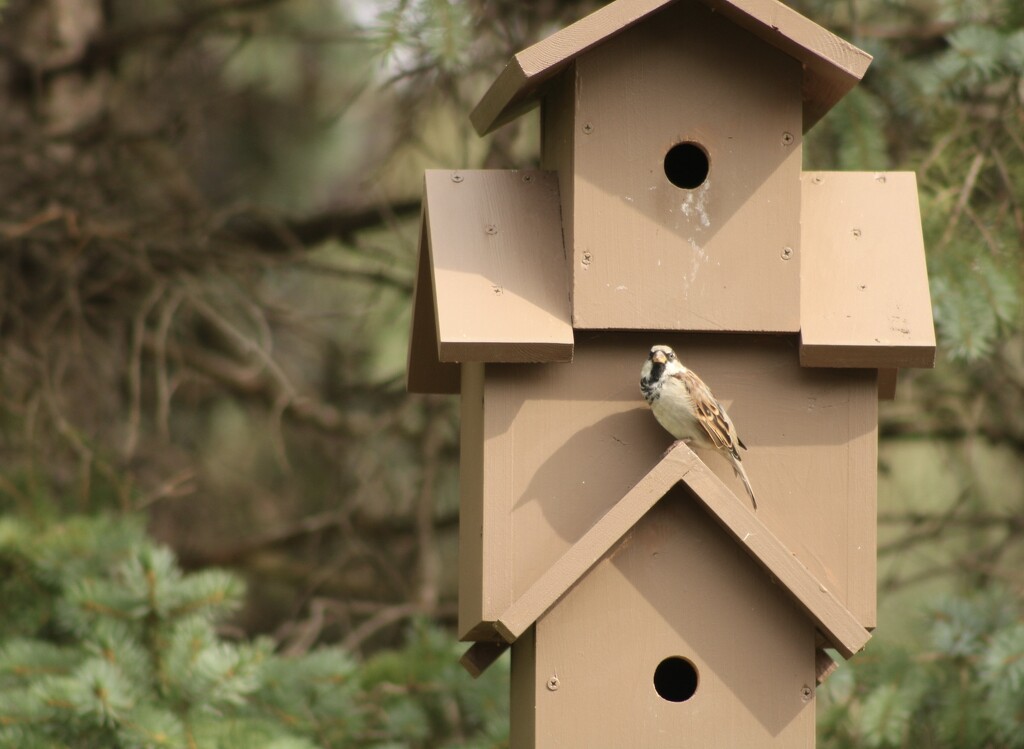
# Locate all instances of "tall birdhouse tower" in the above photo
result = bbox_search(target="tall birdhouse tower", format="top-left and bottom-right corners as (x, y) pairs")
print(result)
(407, 1), (936, 747)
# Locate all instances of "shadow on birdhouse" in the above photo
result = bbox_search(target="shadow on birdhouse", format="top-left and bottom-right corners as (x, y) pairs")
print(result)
(406, 0), (935, 746)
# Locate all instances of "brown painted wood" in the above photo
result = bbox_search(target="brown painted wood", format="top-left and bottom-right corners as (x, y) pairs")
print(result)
(539, 68), (576, 309)
(458, 363), (485, 637)
(457, 362), (515, 640)
(490, 443), (868, 660)
(878, 368), (898, 400)
(495, 443), (698, 643)
(566, 2), (804, 331)
(509, 628), (537, 748)
(816, 648), (839, 684)
(458, 333), (878, 640)
(406, 213), (460, 394)
(681, 448), (870, 658)
(460, 641), (509, 678)
(517, 497), (817, 748)
(472, 0), (871, 136)
(706, 0), (870, 128)
(800, 171), (936, 368)
(423, 169), (573, 363)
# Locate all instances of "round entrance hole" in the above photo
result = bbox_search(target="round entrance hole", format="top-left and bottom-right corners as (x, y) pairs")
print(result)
(653, 656), (699, 703)
(663, 142), (709, 189)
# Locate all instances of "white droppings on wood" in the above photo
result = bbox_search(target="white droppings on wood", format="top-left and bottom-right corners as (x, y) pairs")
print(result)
(688, 238), (706, 285)
(680, 180), (712, 229)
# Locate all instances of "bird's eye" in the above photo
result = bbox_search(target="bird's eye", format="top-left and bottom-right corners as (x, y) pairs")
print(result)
(668, 352), (675, 359)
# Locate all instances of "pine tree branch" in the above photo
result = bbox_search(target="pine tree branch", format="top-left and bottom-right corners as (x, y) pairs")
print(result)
(878, 511), (1023, 531)
(141, 333), (396, 437)
(851, 21), (957, 40)
(175, 509), (460, 568)
(218, 200), (423, 252)
(340, 603), (423, 652)
(880, 422), (1024, 452)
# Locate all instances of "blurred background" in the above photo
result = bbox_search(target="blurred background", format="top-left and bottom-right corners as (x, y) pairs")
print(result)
(0, 0), (1021, 746)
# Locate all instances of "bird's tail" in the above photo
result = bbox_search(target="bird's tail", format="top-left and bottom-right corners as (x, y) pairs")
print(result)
(729, 453), (757, 510)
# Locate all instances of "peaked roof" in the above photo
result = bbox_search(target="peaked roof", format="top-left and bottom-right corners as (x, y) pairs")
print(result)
(461, 442), (871, 677)
(407, 169), (573, 395)
(471, 0), (872, 136)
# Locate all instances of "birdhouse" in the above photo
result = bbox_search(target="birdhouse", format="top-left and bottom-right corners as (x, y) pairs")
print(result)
(406, 0), (935, 746)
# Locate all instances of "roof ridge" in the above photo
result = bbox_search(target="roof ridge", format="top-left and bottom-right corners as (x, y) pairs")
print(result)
(461, 441), (870, 677)
(471, 0), (872, 135)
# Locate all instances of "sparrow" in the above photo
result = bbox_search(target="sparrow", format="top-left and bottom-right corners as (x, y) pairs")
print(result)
(640, 344), (757, 509)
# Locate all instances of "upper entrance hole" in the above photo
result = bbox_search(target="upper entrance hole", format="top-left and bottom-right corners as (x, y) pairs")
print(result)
(664, 142), (709, 189)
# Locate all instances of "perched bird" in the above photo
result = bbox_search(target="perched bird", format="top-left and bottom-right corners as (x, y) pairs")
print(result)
(640, 344), (757, 509)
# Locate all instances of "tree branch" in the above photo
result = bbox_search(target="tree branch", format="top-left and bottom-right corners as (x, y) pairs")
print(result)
(219, 200), (423, 252)
(28, 0), (290, 78)
(880, 422), (1024, 452)
(176, 508), (460, 569)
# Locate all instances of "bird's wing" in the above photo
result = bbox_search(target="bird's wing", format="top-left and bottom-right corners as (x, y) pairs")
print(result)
(675, 369), (736, 453)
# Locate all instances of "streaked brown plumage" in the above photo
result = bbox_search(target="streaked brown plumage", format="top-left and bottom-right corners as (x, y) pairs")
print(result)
(640, 344), (757, 509)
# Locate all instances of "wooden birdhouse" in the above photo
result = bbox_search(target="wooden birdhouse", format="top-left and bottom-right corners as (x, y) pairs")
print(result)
(407, 0), (935, 746)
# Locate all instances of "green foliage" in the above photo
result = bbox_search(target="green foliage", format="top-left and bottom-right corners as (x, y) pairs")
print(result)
(801, 0), (1024, 363)
(374, 0), (473, 75)
(931, 256), (1020, 361)
(820, 590), (1024, 749)
(815, 87), (890, 171)
(0, 513), (509, 748)
(0, 1), (1022, 748)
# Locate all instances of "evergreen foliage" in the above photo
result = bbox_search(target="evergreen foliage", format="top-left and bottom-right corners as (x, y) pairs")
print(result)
(819, 590), (1024, 748)
(800, 0), (1023, 362)
(0, 514), (508, 748)
(0, 0), (1021, 746)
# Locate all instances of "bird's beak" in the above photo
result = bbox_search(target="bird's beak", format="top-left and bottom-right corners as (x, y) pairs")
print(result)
(651, 351), (667, 365)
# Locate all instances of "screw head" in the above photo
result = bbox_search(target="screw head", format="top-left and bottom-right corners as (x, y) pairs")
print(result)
(781, 246), (794, 260)
(546, 675), (560, 691)
(801, 685), (813, 702)
(522, 173), (534, 183)
(812, 175), (824, 185)
(582, 122), (594, 134)
(852, 228), (862, 239)
(451, 172), (463, 183)
(781, 131), (795, 146)
(485, 224), (498, 235)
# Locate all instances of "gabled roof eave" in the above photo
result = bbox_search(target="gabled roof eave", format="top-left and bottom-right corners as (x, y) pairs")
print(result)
(461, 442), (870, 676)
(471, 0), (872, 136)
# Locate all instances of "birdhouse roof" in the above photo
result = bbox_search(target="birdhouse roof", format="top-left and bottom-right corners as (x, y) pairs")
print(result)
(407, 169), (573, 395)
(472, 0), (872, 136)
(799, 171), (936, 371)
(461, 442), (871, 676)
(408, 167), (936, 396)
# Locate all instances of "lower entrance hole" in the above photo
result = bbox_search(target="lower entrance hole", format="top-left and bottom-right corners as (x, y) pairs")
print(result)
(653, 656), (699, 703)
